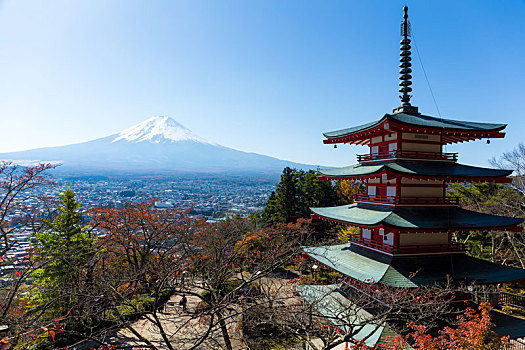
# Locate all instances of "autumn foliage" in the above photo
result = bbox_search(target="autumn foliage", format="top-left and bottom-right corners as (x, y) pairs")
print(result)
(352, 302), (508, 350)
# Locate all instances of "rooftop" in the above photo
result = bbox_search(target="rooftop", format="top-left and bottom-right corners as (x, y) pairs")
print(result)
(303, 244), (525, 287)
(323, 113), (507, 145)
(319, 160), (512, 182)
(310, 203), (524, 232)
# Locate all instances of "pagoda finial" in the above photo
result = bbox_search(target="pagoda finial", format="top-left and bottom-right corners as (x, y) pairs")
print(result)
(393, 6), (419, 114)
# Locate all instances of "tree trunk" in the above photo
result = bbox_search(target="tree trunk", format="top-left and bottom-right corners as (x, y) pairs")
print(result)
(217, 311), (233, 350)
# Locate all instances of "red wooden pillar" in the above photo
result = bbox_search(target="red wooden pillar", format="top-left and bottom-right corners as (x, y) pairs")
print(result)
(394, 229), (401, 250)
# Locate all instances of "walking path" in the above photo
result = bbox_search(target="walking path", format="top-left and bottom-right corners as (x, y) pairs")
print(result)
(110, 271), (303, 349)
(113, 291), (245, 349)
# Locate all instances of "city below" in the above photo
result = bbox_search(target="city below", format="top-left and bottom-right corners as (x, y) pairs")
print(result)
(4, 173), (277, 273)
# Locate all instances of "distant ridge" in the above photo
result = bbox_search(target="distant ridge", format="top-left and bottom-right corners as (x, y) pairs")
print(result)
(0, 116), (316, 175)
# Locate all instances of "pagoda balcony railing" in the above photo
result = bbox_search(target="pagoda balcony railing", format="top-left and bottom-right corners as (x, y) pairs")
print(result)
(355, 194), (460, 206)
(349, 236), (466, 255)
(357, 150), (458, 163)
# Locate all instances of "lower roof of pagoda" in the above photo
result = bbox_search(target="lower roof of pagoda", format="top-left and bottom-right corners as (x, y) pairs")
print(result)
(296, 284), (525, 341)
(310, 203), (524, 231)
(318, 160), (512, 182)
(303, 243), (525, 288)
(295, 284), (394, 347)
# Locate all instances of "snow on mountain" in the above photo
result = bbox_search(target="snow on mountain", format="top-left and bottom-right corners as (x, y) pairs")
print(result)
(0, 116), (315, 175)
(112, 116), (215, 145)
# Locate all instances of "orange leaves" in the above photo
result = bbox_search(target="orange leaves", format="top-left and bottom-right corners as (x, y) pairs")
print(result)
(0, 338), (8, 344)
(55, 323), (64, 334)
(40, 327), (55, 341)
(34, 325), (61, 342)
(383, 302), (510, 350)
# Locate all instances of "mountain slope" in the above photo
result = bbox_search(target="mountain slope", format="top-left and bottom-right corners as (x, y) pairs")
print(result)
(0, 116), (315, 175)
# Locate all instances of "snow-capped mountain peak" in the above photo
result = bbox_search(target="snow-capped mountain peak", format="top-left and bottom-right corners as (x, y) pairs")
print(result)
(112, 116), (215, 145)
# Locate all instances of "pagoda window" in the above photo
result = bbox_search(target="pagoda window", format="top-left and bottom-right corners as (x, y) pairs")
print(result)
(367, 186), (376, 196)
(380, 229), (394, 245)
(371, 145), (379, 155)
(362, 228), (371, 240)
(388, 142), (398, 155)
(386, 186), (396, 197)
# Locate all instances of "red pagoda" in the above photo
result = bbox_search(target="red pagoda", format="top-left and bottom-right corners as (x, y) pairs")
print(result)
(302, 6), (525, 346)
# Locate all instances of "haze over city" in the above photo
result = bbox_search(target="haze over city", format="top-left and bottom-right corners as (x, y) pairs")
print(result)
(0, 0), (524, 167)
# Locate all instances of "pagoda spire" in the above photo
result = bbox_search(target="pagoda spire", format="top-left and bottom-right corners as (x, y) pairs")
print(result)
(393, 6), (419, 114)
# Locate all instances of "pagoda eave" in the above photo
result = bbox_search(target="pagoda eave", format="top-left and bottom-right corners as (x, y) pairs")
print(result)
(310, 213), (523, 233)
(318, 173), (512, 184)
(318, 160), (513, 183)
(323, 116), (506, 145)
(303, 244), (525, 287)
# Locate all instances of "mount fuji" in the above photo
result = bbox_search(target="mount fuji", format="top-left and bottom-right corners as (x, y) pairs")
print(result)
(0, 116), (315, 175)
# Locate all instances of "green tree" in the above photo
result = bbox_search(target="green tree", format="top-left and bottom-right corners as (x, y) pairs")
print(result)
(29, 188), (98, 315)
(261, 168), (337, 225)
(274, 167), (299, 223)
(297, 170), (337, 218)
(449, 182), (525, 267)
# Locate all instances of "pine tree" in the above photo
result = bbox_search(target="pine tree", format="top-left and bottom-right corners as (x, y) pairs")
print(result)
(297, 170), (337, 218)
(274, 167), (299, 223)
(29, 188), (97, 315)
(261, 168), (338, 225)
(260, 191), (278, 225)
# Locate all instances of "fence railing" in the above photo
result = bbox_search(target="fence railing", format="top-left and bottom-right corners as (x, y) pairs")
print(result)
(357, 150), (458, 163)
(505, 339), (525, 350)
(355, 194), (460, 206)
(349, 236), (466, 255)
(499, 291), (525, 309)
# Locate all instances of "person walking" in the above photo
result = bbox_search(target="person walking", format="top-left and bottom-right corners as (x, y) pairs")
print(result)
(179, 294), (188, 312)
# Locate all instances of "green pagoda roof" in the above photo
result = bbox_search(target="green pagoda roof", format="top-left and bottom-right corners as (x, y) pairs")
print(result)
(296, 284), (525, 341)
(310, 203), (524, 231)
(303, 244), (525, 287)
(295, 284), (396, 347)
(319, 160), (512, 181)
(323, 112), (507, 139)
(491, 310), (525, 340)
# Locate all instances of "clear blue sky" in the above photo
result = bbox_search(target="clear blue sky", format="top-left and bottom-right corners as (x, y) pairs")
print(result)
(0, 0), (524, 167)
